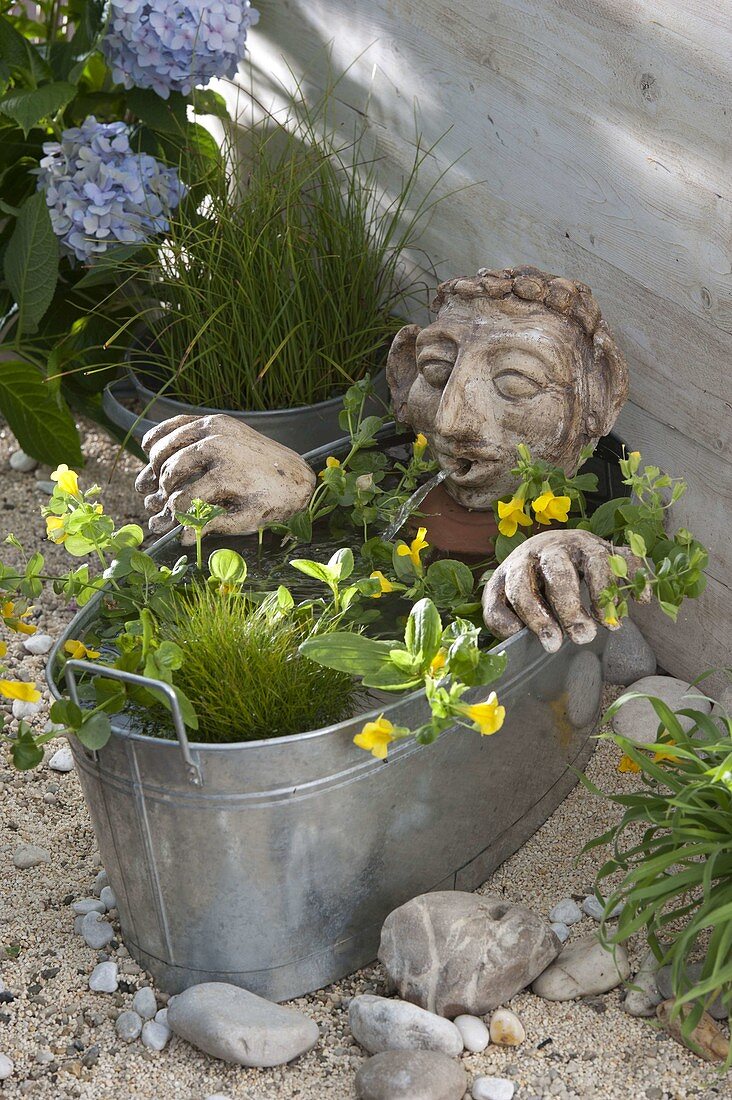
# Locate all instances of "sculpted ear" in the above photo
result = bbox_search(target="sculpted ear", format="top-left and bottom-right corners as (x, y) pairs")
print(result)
(386, 324), (420, 424)
(585, 323), (629, 437)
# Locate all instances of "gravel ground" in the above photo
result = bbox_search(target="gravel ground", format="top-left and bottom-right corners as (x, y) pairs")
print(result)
(0, 422), (728, 1100)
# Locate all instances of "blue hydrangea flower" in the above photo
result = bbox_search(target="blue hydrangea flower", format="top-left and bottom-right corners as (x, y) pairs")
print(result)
(36, 117), (187, 263)
(102, 0), (259, 99)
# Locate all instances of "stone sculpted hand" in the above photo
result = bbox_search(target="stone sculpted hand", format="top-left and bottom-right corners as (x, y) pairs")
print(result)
(135, 414), (316, 540)
(482, 529), (650, 652)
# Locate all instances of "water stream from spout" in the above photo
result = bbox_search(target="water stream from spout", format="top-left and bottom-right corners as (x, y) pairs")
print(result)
(382, 468), (450, 542)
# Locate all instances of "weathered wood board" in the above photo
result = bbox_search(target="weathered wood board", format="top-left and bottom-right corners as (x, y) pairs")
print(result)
(228, 0), (732, 686)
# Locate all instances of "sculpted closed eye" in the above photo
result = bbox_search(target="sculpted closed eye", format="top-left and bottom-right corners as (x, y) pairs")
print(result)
(493, 370), (543, 400)
(420, 359), (454, 388)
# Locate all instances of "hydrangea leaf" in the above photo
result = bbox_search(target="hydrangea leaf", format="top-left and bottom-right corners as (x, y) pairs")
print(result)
(4, 191), (58, 333)
(0, 359), (83, 466)
(0, 82), (76, 135)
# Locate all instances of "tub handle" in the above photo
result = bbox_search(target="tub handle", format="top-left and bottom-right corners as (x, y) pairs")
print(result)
(63, 660), (203, 787)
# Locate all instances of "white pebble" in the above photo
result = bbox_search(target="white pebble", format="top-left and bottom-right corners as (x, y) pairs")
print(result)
(154, 1007), (168, 1026)
(582, 895), (606, 920)
(48, 746), (74, 772)
(548, 898), (582, 925)
(0, 1053), (13, 1080)
(132, 986), (157, 1020)
(9, 450), (38, 473)
(489, 1008), (525, 1047)
(81, 910), (114, 949)
(12, 698), (42, 720)
(22, 634), (53, 655)
(454, 1014), (490, 1052)
(72, 898), (106, 916)
(472, 1077), (514, 1100)
(141, 1019), (171, 1050)
(100, 885), (117, 911)
(550, 921), (570, 943)
(93, 869), (109, 897)
(115, 1010), (143, 1042)
(89, 961), (118, 993)
(204, 1095), (232, 1100)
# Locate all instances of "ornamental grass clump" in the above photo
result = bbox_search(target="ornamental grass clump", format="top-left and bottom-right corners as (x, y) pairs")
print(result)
(157, 585), (365, 743)
(127, 79), (445, 410)
(585, 685), (732, 1063)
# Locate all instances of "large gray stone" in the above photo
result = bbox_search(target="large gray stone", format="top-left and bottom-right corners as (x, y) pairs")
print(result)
(611, 675), (711, 744)
(656, 963), (728, 1020)
(167, 982), (319, 1067)
(349, 995), (463, 1056)
(355, 1050), (467, 1100)
(531, 933), (630, 999)
(379, 892), (561, 1017)
(602, 619), (656, 685)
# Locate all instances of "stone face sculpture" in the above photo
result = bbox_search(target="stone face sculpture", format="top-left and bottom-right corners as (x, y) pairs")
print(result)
(136, 265), (640, 650)
(386, 266), (628, 508)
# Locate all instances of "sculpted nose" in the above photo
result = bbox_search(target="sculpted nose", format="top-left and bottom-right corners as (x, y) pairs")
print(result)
(434, 353), (486, 444)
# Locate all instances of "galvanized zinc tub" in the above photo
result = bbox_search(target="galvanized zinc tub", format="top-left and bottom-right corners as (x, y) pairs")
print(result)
(49, 601), (605, 1001)
(47, 430), (618, 1000)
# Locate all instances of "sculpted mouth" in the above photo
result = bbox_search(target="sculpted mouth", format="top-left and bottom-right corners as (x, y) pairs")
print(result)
(434, 449), (499, 486)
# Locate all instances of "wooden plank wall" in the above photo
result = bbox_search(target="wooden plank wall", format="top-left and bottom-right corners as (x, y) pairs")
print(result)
(230, 0), (732, 688)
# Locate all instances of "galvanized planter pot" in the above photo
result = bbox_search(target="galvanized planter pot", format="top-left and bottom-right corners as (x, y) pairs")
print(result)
(102, 366), (388, 454)
(50, 589), (605, 1001)
(47, 430), (620, 1000)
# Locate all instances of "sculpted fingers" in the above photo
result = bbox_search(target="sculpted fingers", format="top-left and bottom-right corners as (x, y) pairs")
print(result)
(147, 419), (210, 476)
(135, 463), (158, 495)
(537, 546), (597, 645)
(482, 568), (524, 640)
(504, 550), (564, 653)
(140, 415), (200, 455)
(158, 440), (211, 496)
(583, 547), (616, 624)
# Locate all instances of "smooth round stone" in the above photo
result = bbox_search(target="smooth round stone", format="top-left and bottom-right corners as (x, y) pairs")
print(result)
(132, 986), (157, 1020)
(167, 982), (319, 1067)
(548, 899), (582, 926)
(472, 1077), (515, 1100)
(48, 746), (74, 773)
(9, 450), (38, 473)
(532, 934), (630, 999)
(12, 844), (50, 869)
(550, 922), (570, 944)
(36, 479), (56, 494)
(488, 1008), (525, 1046)
(73, 898), (106, 916)
(0, 1053), (14, 1080)
(355, 1050), (467, 1100)
(154, 1007), (168, 1026)
(141, 1019), (171, 1050)
(73, 915), (85, 935)
(349, 994), (463, 1056)
(22, 634), (53, 655)
(89, 961), (118, 993)
(602, 618), (656, 685)
(582, 895), (623, 922)
(81, 911), (114, 949)
(454, 1014), (490, 1052)
(12, 698), (42, 720)
(100, 885), (117, 911)
(623, 949), (663, 1018)
(611, 675), (711, 744)
(93, 870), (109, 897)
(115, 1010), (143, 1042)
